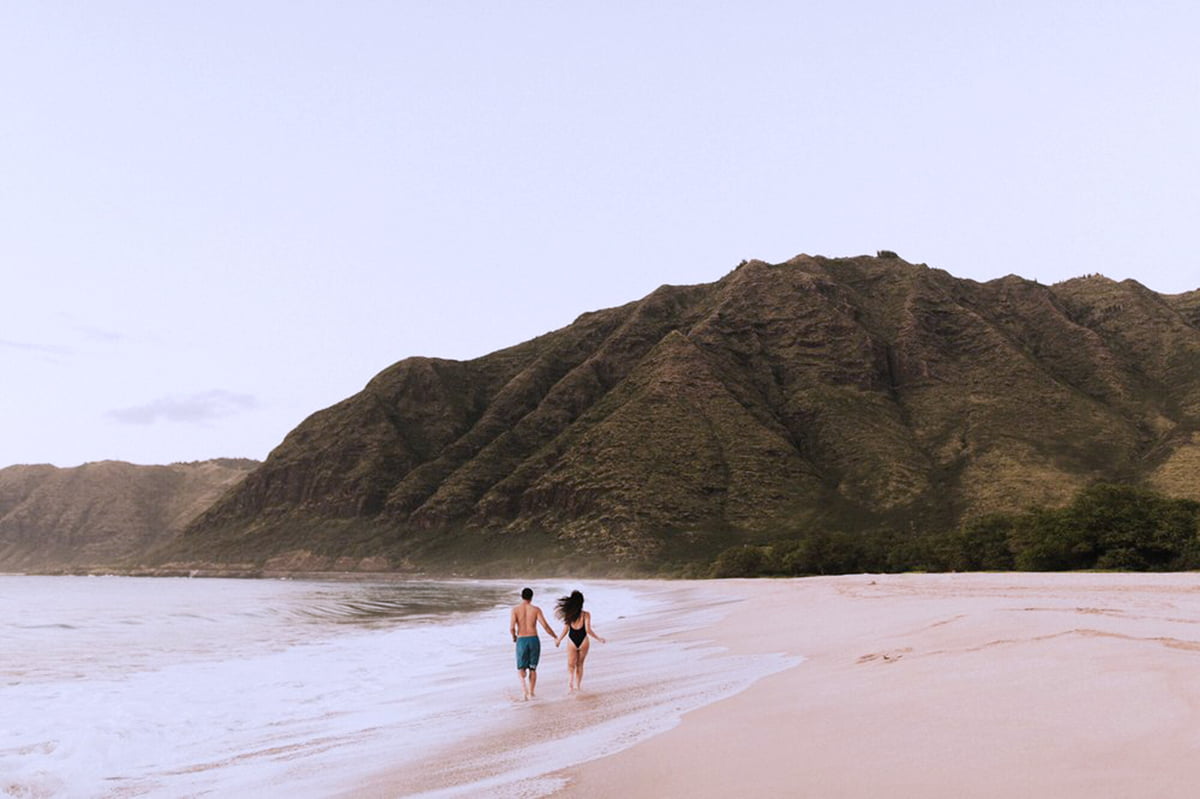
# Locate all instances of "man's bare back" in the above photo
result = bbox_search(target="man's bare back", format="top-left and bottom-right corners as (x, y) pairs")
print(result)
(510, 600), (553, 640)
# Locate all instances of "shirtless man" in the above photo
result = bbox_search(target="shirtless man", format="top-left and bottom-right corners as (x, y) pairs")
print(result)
(509, 587), (555, 700)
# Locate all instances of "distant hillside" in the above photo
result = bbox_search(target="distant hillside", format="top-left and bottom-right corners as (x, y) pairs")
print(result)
(163, 254), (1200, 574)
(0, 459), (258, 571)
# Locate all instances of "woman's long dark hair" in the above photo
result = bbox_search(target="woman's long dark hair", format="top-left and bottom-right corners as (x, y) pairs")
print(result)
(555, 590), (584, 625)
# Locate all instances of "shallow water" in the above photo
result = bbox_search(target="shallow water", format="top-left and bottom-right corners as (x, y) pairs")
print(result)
(1, 576), (796, 798)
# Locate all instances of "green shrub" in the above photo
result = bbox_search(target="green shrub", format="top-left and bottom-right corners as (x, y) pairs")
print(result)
(711, 545), (769, 577)
(701, 483), (1200, 577)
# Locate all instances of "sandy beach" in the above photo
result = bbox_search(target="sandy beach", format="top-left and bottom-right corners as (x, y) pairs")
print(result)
(346, 573), (1200, 798)
(549, 573), (1200, 798)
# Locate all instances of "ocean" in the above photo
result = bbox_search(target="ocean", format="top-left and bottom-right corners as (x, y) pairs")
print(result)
(1, 575), (796, 798)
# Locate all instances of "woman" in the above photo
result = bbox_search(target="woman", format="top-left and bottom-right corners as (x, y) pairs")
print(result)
(554, 590), (606, 692)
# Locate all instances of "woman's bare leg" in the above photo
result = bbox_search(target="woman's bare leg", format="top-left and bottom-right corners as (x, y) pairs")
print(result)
(575, 638), (590, 690)
(566, 645), (579, 691)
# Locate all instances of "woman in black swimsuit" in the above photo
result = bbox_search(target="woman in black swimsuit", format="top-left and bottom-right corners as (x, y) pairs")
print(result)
(553, 590), (606, 693)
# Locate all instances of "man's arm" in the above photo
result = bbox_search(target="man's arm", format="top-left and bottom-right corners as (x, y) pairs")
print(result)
(510, 607), (518, 642)
(538, 608), (555, 637)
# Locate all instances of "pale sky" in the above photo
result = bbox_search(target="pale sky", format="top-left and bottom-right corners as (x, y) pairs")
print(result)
(3, 2), (1198, 468)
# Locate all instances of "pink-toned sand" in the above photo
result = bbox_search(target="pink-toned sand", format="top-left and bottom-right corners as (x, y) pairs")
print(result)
(553, 573), (1200, 798)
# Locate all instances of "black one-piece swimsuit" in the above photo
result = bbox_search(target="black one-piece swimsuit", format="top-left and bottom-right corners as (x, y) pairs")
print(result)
(568, 620), (587, 648)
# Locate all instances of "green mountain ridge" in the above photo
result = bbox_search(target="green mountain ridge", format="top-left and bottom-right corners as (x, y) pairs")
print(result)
(156, 254), (1200, 574)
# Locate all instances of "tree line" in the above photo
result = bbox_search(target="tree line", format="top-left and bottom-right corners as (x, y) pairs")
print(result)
(709, 483), (1200, 577)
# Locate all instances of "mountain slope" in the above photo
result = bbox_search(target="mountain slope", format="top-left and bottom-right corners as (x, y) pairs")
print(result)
(0, 459), (257, 570)
(172, 255), (1200, 571)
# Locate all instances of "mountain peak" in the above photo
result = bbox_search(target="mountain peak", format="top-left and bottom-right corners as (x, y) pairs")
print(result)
(154, 254), (1200, 573)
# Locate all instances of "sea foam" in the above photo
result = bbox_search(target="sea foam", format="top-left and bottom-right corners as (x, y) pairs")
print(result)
(1, 577), (796, 798)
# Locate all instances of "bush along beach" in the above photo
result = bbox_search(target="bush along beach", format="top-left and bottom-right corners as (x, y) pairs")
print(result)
(709, 484), (1200, 577)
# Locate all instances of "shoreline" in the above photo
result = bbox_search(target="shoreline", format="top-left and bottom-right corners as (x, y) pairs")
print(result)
(547, 573), (1200, 798)
(345, 579), (797, 798)
(17, 571), (1200, 795)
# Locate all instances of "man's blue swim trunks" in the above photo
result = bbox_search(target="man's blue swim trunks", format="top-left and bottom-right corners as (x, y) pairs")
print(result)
(515, 635), (540, 670)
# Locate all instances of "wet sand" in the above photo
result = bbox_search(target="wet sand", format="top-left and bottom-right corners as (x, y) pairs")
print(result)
(345, 580), (794, 798)
(553, 573), (1200, 798)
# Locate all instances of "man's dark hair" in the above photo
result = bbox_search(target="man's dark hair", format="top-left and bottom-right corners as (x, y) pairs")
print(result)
(521, 587), (533, 600)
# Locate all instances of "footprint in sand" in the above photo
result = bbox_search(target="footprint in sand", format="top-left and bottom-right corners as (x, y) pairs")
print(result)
(857, 648), (913, 664)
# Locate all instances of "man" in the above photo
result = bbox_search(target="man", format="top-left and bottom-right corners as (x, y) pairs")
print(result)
(509, 586), (555, 700)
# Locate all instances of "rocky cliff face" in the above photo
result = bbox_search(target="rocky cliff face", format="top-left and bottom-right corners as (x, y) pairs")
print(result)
(0, 459), (257, 570)
(175, 255), (1200, 569)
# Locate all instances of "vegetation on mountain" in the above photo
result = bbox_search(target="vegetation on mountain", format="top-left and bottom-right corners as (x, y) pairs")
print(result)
(0, 459), (257, 570)
(156, 254), (1200, 575)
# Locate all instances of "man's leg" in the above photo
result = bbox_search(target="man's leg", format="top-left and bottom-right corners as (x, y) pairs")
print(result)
(516, 637), (532, 700)
(526, 637), (542, 698)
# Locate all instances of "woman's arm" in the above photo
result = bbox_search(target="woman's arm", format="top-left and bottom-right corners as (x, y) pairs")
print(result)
(585, 611), (606, 643)
(554, 623), (567, 647)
